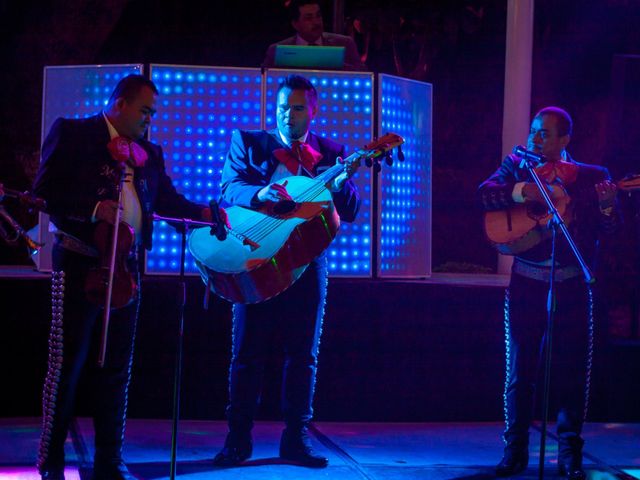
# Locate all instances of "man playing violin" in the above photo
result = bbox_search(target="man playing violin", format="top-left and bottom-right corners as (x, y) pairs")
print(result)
(212, 74), (360, 468)
(478, 106), (619, 479)
(33, 74), (216, 480)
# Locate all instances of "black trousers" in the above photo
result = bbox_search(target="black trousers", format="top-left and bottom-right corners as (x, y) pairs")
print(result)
(226, 255), (328, 433)
(503, 271), (593, 448)
(37, 245), (140, 472)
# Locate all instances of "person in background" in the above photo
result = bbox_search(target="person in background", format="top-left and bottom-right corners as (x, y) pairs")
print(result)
(262, 0), (366, 71)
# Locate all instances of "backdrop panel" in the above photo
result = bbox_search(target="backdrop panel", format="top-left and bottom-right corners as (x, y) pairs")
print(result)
(147, 65), (263, 274)
(378, 74), (432, 278)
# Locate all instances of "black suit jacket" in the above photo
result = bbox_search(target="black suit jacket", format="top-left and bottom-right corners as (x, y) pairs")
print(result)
(477, 153), (619, 266)
(34, 114), (205, 250)
(221, 128), (360, 223)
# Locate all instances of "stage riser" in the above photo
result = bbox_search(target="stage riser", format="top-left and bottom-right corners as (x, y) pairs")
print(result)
(2, 277), (638, 422)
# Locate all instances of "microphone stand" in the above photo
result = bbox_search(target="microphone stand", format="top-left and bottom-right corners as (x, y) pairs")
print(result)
(151, 212), (222, 480)
(514, 149), (594, 480)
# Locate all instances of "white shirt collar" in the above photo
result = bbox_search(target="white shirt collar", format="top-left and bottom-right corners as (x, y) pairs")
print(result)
(278, 129), (309, 147)
(102, 111), (120, 140)
(295, 34), (323, 46)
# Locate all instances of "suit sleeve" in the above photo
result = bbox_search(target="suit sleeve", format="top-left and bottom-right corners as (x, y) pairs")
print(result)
(329, 144), (360, 223)
(221, 130), (267, 208)
(262, 43), (276, 68)
(33, 118), (99, 222)
(477, 155), (519, 211)
(148, 144), (206, 220)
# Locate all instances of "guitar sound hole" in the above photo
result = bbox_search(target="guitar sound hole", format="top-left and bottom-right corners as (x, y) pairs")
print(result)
(272, 200), (297, 215)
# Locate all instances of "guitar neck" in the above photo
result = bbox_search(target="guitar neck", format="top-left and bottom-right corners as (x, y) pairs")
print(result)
(316, 151), (362, 186)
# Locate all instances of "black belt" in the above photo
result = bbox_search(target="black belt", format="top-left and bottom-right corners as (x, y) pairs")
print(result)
(513, 259), (581, 283)
(55, 231), (140, 260)
(54, 232), (99, 257)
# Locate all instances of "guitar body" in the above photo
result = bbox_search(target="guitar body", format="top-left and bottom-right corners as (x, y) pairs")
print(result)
(188, 175), (340, 304)
(483, 195), (571, 255)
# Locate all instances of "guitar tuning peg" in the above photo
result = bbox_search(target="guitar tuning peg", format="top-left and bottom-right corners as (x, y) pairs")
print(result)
(385, 151), (393, 166)
(397, 145), (405, 162)
(365, 157), (373, 168)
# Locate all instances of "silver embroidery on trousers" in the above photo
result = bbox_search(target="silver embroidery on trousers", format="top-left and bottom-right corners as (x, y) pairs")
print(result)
(37, 271), (65, 471)
(502, 287), (511, 443)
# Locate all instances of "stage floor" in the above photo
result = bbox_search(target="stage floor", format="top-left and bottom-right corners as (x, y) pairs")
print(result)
(1, 418), (638, 479)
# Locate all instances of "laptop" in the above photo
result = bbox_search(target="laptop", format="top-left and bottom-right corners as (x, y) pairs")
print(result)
(274, 45), (345, 69)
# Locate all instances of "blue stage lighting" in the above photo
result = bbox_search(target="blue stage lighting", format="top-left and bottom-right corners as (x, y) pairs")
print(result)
(378, 75), (432, 277)
(147, 65), (263, 275)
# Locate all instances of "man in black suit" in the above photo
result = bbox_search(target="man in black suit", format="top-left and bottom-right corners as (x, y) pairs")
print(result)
(212, 74), (360, 468)
(33, 74), (215, 480)
(262, 0), (366, 71)
(478, 107), (619, 480)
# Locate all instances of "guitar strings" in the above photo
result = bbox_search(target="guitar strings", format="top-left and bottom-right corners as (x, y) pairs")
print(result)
(233, 148), (371, 243)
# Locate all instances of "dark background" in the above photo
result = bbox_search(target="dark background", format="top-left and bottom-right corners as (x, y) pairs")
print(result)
(1, 0), (640, 421)
(2, 0), (640, 272)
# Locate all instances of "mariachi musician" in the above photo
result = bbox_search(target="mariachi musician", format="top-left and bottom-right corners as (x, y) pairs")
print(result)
(33, 75), (216, 480)
(478, 106), (619, 480)
(211, 74), (360, 468)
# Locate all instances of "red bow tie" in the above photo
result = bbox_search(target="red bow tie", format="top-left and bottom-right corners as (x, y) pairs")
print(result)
(107, 136), (148, 168)
(534, 159), (578, 186)
(273, 141), (323, 175)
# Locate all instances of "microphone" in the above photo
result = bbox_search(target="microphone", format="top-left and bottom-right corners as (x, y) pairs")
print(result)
(209, 199), (228, 241)
(512, 145), (546, 165)
(1, 187), (47, 211)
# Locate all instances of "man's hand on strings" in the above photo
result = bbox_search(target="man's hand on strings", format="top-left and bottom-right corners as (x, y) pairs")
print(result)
(257, 180), (293, 203)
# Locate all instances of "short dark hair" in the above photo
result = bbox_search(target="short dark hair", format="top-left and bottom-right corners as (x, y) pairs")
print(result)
(288, 0), (322, 21)
(277, 74), (318, 105)
(534, 106), (573, 137)
(108, 74), (158, 105)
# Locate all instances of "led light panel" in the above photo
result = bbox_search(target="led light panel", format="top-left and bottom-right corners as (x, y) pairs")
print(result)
(378, 74), (432, 277)
(147, 65), (263, 274)
(265, 69), (375, 277)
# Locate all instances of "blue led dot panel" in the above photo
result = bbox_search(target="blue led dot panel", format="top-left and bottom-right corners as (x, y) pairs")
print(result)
(42, 64), (144, 139)
(147, 65), (263, 275)
(265, 69), (375, 277)
(37, 64), (144, 272)
(378, 74), (432, 277)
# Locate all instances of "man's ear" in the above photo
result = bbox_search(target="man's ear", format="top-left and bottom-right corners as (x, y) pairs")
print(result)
(114, 97), (126, 111)
(560, 134), (570, 150)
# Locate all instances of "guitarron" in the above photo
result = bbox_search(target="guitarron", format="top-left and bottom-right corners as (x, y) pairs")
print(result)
(188, 133), (404, 304)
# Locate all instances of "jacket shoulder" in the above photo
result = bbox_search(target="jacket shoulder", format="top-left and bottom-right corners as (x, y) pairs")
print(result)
(313, 133), (344, 155)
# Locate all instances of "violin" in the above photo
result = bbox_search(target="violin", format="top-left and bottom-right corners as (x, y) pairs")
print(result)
(85, 220), (138, 309)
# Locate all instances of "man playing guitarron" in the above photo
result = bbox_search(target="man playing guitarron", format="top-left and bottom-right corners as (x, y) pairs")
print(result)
(212, 74), (360, 468)
(478, 106), (619, 479)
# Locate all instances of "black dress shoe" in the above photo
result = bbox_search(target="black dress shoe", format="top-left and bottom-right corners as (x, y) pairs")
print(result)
(279, 427), (328, 468)
(40, 468), (65, 480)
(558, 435), (586, 480)
(558, 447), (586, 479)
(495, 449), (528, 477)
(213, 431), (253, 467)
(558, 464), (586, 480)
(92, 461), (138, 480)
